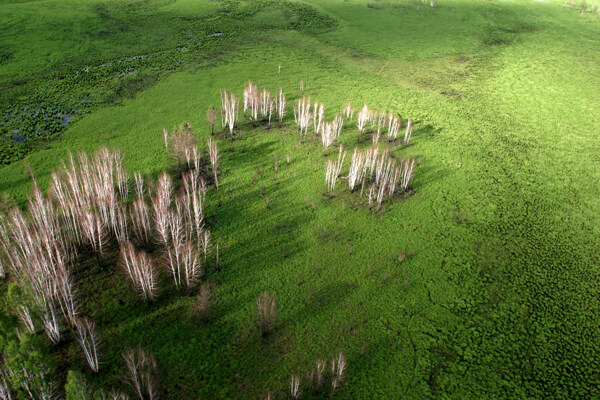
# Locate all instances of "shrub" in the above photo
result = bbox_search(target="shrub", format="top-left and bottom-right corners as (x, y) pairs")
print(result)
(65, 370), (91, 400)
(206, 105), (218, 135)
(4, 333), (56, 400)
(367, 1), (386, 9)
(165, 121), (197, 170)
(195, 282), (213, 321)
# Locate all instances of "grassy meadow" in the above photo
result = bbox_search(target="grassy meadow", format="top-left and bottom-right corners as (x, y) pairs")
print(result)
(1, 0), (600, 398)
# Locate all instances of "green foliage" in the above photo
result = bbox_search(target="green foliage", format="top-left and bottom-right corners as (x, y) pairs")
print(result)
(4, 333), (56, 399)
(0, 0), (335, 165)
(0, 0), (600, 399)
(65, 371), (91, 400)
(0, 302), (18, 354)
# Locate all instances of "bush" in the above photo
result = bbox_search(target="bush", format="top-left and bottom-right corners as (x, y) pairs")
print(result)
(4, 333), (56, 400)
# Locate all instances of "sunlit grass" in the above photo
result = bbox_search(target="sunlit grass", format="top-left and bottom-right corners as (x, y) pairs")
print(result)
(1, 0), (600, 398)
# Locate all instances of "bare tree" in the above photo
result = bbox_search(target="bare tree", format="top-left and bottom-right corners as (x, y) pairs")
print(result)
(346, 146), (415, 203)
(243, 81), (258, 117)
(221, 89), (239, 137)
(400, 157), (416, 191)
(199, 229), (211, 262)
(152, 172), (172, 248)
(372, 127), (382, 145)
(249, 92), (260, 122)
(367, 109), (377, 130)
(3, 204), (68, 344)
(325, 146), (346, 192)
(181, 241), (202, 290)
(294, 97), (312, 139)
(16, 305), (35, 333)
(356, 104), (369, 137)
(320, 122), (336, 152)
(331, 351), (346, 395)
(131, 199), (151, 245)
(403, 119), (413, 145)
(74, 317), (100, 373)
(347, 147), (365, 191)
(267, 100), (274, 128)
(276, 88), (286, 124)
(164, 204), (187, 289)
(113, 203), (128, 244)
(313, 102), (325, 134)
(332, 114), (343, 139)
(0, 367), (12, 400)
(290, 375), (301, 400)
(40, 302), (61, 345)
(114, 154), (129, 200)
(387, 114), (401, 140)
(309, 359), (326, 393)
(133, 172), (144, 200)
(182, 179), (205, 250)
(260, 89), (271, 120)
(120, 242), (157, 301)
(80, 209), (106, 265)
(55, 267), (78, 325)
(342, 103), (354, 121)
(207, 137), (219, 190)
(91, 147), (119, 230)
(373, 109), (386, 132)
(123, 347), (160, 400)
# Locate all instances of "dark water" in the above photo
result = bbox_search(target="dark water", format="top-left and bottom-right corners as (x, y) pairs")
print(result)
(62, 114), (72, 126)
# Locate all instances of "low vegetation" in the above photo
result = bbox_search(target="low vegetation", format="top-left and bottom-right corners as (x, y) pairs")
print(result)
(1, 0), (600, 398)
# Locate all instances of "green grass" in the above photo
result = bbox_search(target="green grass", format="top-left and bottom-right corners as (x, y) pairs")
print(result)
(159, 0), (218, 16)
(0, 0), (335, 165)
(1, 0), (600, 398)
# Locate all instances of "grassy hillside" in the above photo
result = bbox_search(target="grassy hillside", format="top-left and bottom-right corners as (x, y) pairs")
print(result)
(1, 0), (599, 398)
